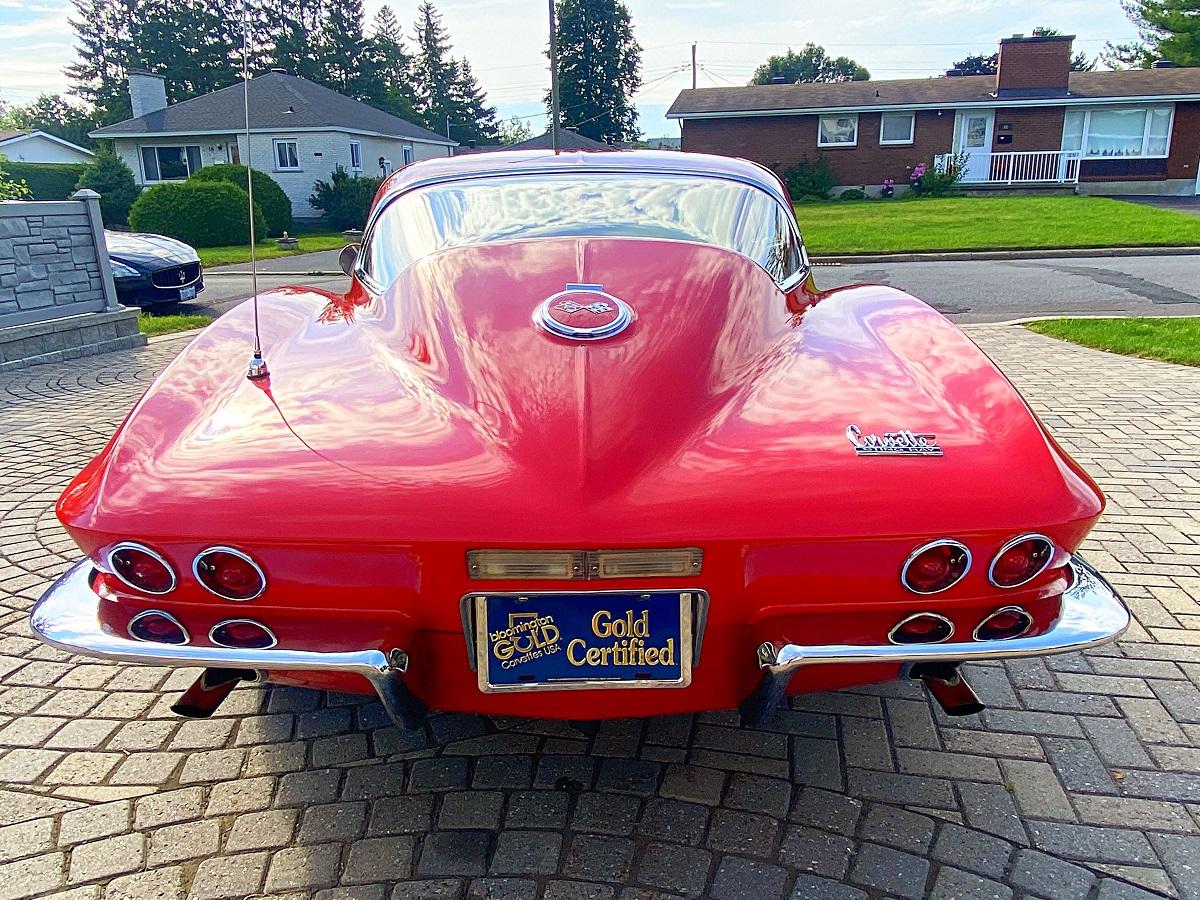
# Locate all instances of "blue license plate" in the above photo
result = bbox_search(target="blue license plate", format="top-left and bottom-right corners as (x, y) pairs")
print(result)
(474, 591), (695, 691)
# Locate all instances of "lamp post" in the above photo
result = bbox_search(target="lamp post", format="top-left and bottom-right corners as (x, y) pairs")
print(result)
(548, 0), (561, 152)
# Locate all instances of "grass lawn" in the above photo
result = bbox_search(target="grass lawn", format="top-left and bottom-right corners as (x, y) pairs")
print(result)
(1026, 317), (1200, 367)
(197, 231), (346, 268)
(138, 311), (212, 337)
(796, 196), (1200, 256)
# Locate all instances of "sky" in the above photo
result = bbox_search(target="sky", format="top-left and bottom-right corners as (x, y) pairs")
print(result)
(0, 0), (1142, 138)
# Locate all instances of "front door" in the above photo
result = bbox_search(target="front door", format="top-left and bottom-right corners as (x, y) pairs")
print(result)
(953, 110), (995, 182)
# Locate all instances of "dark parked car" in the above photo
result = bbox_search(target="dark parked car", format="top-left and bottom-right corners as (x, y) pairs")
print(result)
(105, 231), (204, 307)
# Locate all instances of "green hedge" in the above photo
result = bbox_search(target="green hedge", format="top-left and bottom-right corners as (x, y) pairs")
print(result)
(189, 164), (293, 236)
(3, 162), (88, 200)
(74, 148), (139, 226)
(129, 181), (266, 247)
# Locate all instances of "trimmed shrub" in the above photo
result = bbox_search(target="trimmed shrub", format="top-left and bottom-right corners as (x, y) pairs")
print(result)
(308, 165), (382, 230)
(4, 162), (87, 200)
(779, 156), (835, 201)
(839, 188), (867, 201)
(129, 181), (266, 247)
(74, 148), (139, 225)
(190, 164), (293, 236)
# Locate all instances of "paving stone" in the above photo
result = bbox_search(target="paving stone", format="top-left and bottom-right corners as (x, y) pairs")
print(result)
(562, 834), (634, 881)
(636, 843), (711, 897)
(778, 825), (854, 879)
(709, 855), (788, 900)
(931, 824), (1014, 880)
(265, 844), (342, 892)
(409, 757), (469, 792)
(488, 830), (561, 875)
(104, 866), (184, 900)
(389, 880), (462, 899)
(848, 842), (930, 900)
(58, 800), (131, 846)
(705, 808), (778, 858)
(438, 791), (503, 830)
(787, 874), (867, 900)
(277, 769), (341, 807)
(1028, 822), (1158, 866)
(860, 804), (935, 853)
(542, 881), (612, 900)
(367, 796), (435, 836)
(638, 798), (709, 845)
(929, 867), (1013, 900)
(571, 791), (640, 836)
(298, 801), (368, 843)
(596, 757), (661, 795)
(417, 831), (491, 877)
(503, 790), (569, 830)
(224, 809), (298, 852)
(0, 851), (65, 900)
(316, 887), (388, 900)
(0, 817), (54, 862)
(68, 833), (145, 884)
(658, 764), (724, 805)
(342, 836), (415, 883)
(471, 755), (532, 789)
(1010, 849), (1098, 900)
(341, 762), (407, 800)
(1148, 833), (1200, 899)
(147, 819), (221, 865)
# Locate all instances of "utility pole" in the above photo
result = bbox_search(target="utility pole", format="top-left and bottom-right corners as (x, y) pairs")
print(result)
(548, 0), (561, 151)
(445, 115), (451, 140)
(691, 42), (697, 90)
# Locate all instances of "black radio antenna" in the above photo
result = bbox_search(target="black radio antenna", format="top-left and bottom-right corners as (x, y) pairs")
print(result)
(243, 0), (268, 379)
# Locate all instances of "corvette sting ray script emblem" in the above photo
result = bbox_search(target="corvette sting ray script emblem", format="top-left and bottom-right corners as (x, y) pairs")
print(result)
(846, 424), (943, 457)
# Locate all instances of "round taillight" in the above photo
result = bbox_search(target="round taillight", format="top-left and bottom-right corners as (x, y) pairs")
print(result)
(989, 534), (1055, 588)
(901, 540), (971, 594)
(889, 612), (954, 645)
(974, 606), (1033, 641)
(108, 543), (176, 595)
(210, 619), (277, 650)
(194, 547), (266, 601)
(128, 610), (189, 644)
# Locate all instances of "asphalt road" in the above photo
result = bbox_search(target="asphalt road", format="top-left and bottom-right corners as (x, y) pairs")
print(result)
(185, 251), (1200, 324)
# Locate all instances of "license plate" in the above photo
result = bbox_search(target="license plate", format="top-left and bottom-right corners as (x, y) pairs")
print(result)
(179, 285), (196, 300)
(474, 591), (696, 692)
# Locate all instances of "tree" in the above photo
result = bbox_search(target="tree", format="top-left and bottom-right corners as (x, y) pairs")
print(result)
(950, 28), (1094, 74)
(450, 60), (499, 143)
(318, 0), (370, 98)
(750, 44), (868, 85)
(0, 155), (32, 201)
(366, 6), (420, 119)
(269, 0), (328, 82)
(74, 146), (139, 225)
(411, 2), (459, 136)
(1104, 0), (1200, 68)
(67, 0), (139, 123)
(0, 94), (98, 149)
(551, 0), (642, 144)
(497, 116), (534, 145)
(134, 0), (244, 101)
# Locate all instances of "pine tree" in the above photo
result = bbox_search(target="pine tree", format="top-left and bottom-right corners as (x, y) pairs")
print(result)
(365, 5), (419, 118)
(270, 0), (327, 82)
(67, 0), (139, 123)
(450, 60), (499, 143)
(411, 2), (458, 136)
(134, 0), (243, 101)
(551, 0), (641, 144)
(318, 0), (369, 98)
(1105, 0), (1200, 67)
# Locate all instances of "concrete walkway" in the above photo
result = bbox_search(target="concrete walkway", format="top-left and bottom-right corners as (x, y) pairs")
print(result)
(1, 326), (1198, 898)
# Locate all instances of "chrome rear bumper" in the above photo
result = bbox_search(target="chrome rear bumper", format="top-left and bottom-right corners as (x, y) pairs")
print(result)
(740, 555), (1129, 725)
(29, 560), (424, 728)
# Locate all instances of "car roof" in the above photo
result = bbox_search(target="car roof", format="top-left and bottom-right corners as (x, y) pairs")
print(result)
(378, 149), (790, 207)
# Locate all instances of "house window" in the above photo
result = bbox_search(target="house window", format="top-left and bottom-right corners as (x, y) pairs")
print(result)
(1062, 106), (1173, 159)
(818, 115), (858, 147)
(402, 146), (414, 165)
(880, 112), (915, 145)
(273, 139), (300, 170)
(140, 145), (201, 182)
(350, 141), (362, 171)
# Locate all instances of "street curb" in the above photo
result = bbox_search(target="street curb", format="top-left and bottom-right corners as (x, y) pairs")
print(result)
(812, 246), (1200, 264)
(204, 270), (342, 277)
(992, 311), (1200, 327)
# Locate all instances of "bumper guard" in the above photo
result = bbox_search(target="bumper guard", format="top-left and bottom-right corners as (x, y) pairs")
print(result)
(30, 560), (426, 729)
(739, 555), (1129, 726)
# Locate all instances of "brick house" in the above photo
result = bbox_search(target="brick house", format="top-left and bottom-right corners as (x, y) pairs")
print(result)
(668, 35), (1200, 197)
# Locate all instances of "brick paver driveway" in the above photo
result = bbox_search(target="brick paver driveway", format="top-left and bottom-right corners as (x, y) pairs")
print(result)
(1, 326), (1198, 900)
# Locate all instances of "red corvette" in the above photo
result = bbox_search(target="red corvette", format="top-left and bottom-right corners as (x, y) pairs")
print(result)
(32, 150), (1129, 729)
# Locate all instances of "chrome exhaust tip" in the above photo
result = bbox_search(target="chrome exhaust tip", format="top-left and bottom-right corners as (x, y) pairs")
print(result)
(171, 667), (257, 718)
(910, 662), (984, 716)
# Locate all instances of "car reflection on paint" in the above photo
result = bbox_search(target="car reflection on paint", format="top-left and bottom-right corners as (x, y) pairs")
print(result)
(104, 230), (204, 308)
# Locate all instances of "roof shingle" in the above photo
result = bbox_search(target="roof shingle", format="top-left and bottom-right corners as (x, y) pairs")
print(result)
(668, 68), (1200, 117)
(91, 72), (453, 144)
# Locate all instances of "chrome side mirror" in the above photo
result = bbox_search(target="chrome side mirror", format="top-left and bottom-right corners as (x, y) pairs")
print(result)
(338, 243), (361, 276)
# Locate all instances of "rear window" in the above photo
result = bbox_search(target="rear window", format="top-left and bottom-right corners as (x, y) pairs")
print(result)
(359, 172), (803, 288)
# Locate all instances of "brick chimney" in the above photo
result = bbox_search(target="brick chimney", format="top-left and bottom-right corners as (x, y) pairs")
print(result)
(995, 34), (1074, 98)
(128, 70), (167, 118)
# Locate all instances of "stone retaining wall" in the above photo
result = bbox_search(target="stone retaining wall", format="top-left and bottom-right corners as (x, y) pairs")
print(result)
(0, 190), (144, 367)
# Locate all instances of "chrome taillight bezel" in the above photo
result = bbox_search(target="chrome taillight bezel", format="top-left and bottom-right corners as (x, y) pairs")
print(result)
(193, 546), (267, 601)
(106, 542), (177, 595)
(888, 611), (955, 645)
(900, 539), (972, 595)
(127, 609), (190, 644)
(973, 605), (1034, 641)
(988, 533), (1055, 589)
(209, 618), (278, 649)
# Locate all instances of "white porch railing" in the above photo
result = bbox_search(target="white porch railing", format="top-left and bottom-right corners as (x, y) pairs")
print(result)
(934, 150), (1083, 185)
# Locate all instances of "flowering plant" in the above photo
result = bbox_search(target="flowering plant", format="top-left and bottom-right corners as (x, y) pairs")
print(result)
(880, 177), (895, 199)
(908, 164), (926, 186)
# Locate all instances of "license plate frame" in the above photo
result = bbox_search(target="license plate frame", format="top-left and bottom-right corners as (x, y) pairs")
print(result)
(179, 285), (197, 301)
(472, 590), (700, 693)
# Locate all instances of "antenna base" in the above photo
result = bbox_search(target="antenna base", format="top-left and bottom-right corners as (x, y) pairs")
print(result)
(246, 352), (269, 379)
